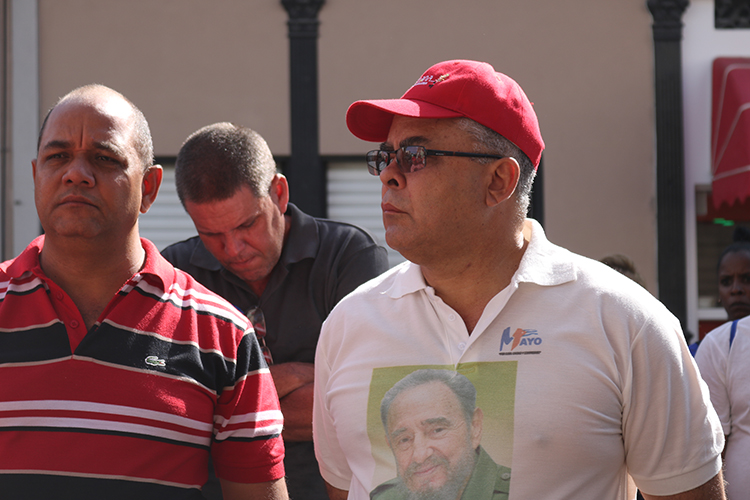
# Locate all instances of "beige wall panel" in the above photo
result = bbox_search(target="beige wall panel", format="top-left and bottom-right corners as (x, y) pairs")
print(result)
(38, 0), (291, 156)
(320, 0), (657, 291)
(38, 0), (658, 292)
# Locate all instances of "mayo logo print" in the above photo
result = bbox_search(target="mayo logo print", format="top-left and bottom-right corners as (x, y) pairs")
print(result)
(498, 327), (542, 356)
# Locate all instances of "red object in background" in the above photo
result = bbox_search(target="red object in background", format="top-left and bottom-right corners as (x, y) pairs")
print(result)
(697, 192), (750, 223)
(698, 319), (727, 341)
(712, 57), (750, 209)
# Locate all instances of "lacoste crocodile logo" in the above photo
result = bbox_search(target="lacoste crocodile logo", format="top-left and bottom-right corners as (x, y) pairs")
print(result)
(145, 355), (166, 367)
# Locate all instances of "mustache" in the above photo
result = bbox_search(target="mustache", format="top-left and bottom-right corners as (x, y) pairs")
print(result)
(403, 454), (449, 480)
(57, 190), (99, 205)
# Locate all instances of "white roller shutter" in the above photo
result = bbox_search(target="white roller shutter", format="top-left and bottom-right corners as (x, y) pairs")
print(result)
(140, 161), (405, 269)
(327, 161), (404, 268)
(139, 164), (197, 251)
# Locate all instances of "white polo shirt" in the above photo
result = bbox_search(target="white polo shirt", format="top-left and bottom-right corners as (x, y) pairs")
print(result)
(313, 219), (723, 499)
(696, 316), (750, 500)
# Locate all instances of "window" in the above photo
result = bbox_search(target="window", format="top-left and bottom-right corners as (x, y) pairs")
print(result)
(716, 0), (750, 29)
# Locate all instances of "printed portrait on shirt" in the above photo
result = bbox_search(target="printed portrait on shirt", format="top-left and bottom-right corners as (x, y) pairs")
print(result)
(366, 362), (516, 500)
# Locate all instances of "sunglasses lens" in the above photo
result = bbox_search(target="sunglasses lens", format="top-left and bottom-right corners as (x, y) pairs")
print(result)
(379, 151), (392, 172)
(401, 146), (426, 173)
(366, 148), (426, 175)
(366, 151), (391, 175)
(366, 151), (379, 175)
(397, 148), (409, 171)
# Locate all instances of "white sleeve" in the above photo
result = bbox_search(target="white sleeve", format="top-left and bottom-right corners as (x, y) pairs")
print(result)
(695, 323), (732, 436)
(312, 315), (353, 491)
(625, 315), (724, 496)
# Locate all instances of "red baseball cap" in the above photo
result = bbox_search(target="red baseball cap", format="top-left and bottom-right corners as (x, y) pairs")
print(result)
(346, 59), (544, 168)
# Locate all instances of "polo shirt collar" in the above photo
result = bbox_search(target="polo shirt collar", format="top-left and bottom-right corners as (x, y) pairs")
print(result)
(384, 261), (427, 299)
(514, 219), (577, 287)
(5, 235), (45, 279)
(384, 218), (576, 299)
(138, 237), (170, 289)
(5, 235), (170, 290)
(279, 203), (319, 266)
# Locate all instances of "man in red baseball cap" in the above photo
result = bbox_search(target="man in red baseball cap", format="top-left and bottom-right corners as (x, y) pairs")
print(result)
(313, 60), (725, 500)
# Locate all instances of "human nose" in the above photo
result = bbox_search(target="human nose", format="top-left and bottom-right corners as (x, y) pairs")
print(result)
(379, 155), (405, 189)
(410, 433), (433, 463)
(61, 156), (95, 186)
(222, 233), (246, 258)
(731, 278), (744, 294)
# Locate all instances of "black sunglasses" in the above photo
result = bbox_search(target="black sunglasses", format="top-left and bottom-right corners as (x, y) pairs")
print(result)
(366, 145), (505, 176)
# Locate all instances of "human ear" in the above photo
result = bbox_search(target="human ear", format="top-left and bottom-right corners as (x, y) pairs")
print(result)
(140, 165), (163, 214)
(470, 407), (484, 449)
(270, 174), (290, 214)
(486, 157), (520, 207)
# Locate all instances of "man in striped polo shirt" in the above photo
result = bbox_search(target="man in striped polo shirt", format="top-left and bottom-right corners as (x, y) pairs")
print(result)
(0, 85), (288, 499)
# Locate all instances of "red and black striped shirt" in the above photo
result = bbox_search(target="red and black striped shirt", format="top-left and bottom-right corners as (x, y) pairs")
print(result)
(0, 236), (285, 499)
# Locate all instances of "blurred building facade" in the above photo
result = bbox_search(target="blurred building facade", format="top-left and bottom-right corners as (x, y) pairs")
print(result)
(0, 0), (748, 337)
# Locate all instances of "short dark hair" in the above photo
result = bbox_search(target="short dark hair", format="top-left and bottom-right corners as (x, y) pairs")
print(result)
(718, 226), (750, 273)
(380, 369), (477, 431)
(455, 117), (536, 223)
(37, 84), (154, 171)
(174, 122), (276, 205)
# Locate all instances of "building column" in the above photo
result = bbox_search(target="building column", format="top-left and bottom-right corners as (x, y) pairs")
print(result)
(647, 0), (689, 330)
(2, 0), (39, 260)
(281, 0), (326, 217)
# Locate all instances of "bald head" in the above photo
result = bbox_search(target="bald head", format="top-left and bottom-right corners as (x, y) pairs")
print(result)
(38, 84), (154, 170)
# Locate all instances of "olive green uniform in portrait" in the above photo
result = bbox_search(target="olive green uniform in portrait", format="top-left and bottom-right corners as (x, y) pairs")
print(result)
(369, 447), (511, 500)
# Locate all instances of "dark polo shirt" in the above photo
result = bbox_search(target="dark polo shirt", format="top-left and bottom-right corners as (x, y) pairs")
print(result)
(162, 202), (389, 500)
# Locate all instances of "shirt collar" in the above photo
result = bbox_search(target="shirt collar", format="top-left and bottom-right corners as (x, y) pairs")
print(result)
(514, 219), (577, 287)
(384, 219), (576, 299)
(4, 235), (45, 279)
(138, 237), (170, 289)
(279, 203), (319, 266)
(384, 261), (427, 299)
(4, 235), (170, 290)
